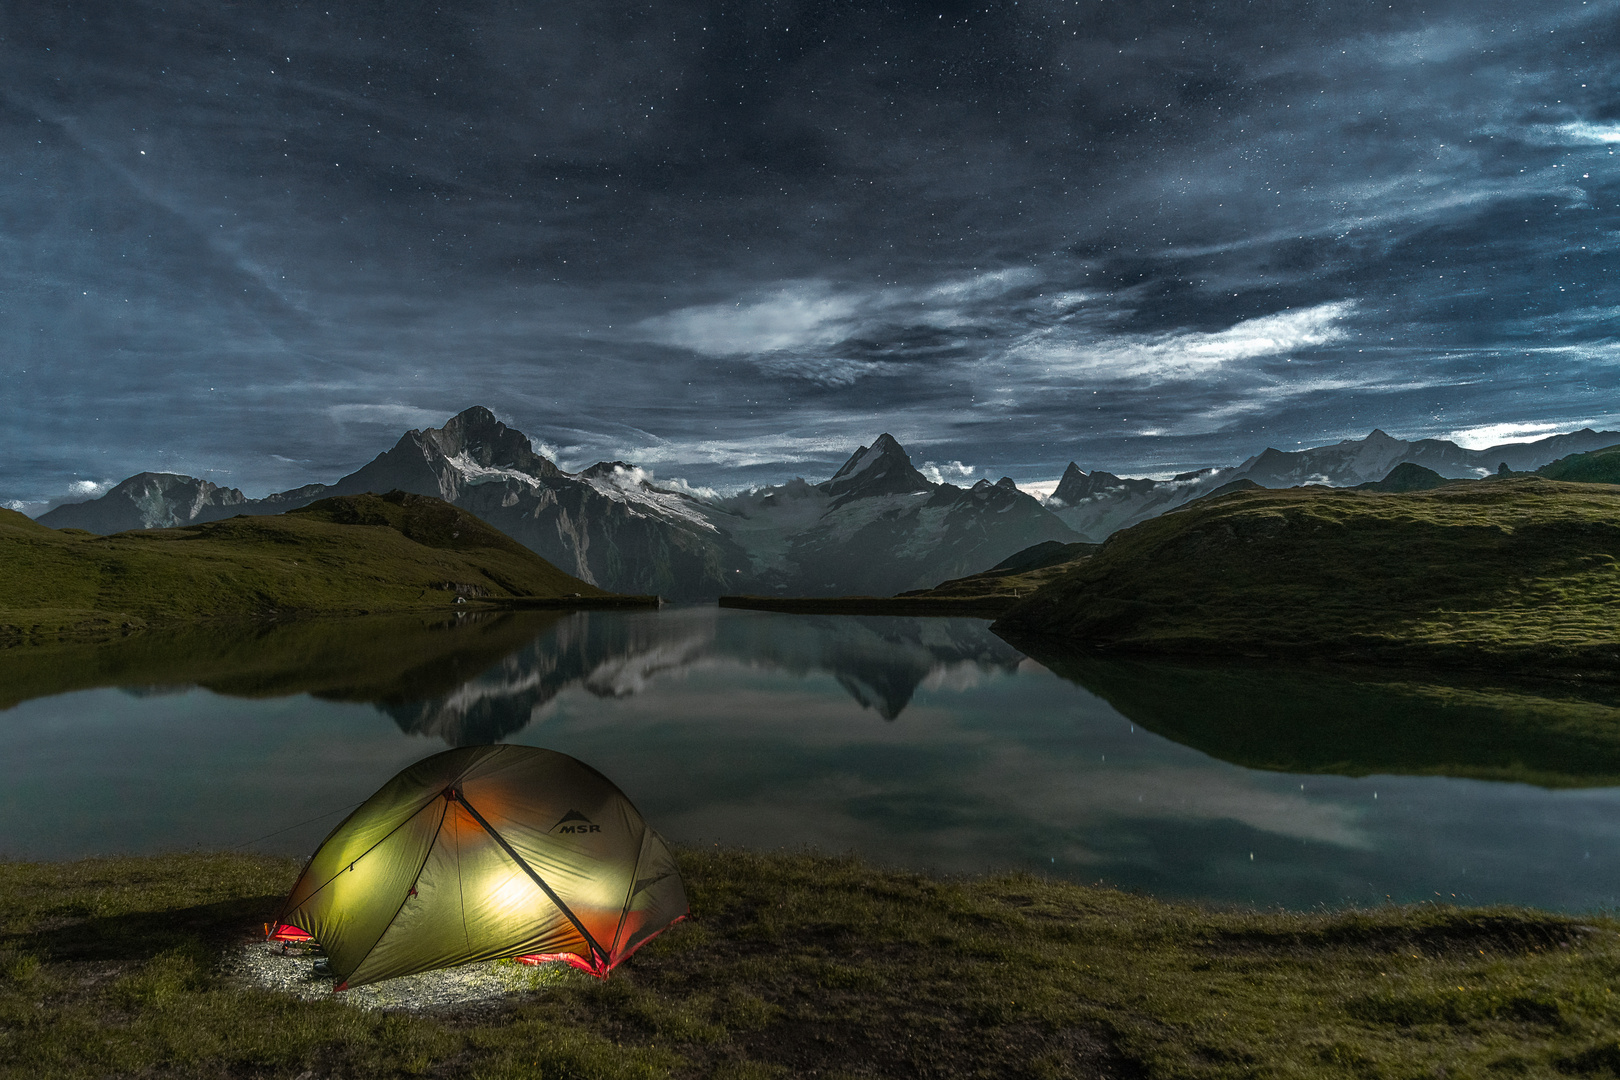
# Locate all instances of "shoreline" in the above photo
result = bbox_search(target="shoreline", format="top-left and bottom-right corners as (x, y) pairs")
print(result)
(0, 594), (661, 647)
(3, 848), (1617, 1077)
(718, 593), (1017, 618)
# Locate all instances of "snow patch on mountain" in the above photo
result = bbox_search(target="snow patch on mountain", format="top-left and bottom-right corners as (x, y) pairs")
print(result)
(841, 443), (889, 478)
(580, 464), (721, 532)
(444, 453), (544, 489)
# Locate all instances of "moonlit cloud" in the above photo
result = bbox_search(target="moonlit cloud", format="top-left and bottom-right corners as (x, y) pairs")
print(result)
(1551, 121), (1620, 144)
(1445, 420), (1605, 449)
(1007, 302), (1358, 385)
(638, 285), (863, 358)
(4, 1), (1619, 501)
(635, 269), (1044, 386)
(917, 460), (979, 485)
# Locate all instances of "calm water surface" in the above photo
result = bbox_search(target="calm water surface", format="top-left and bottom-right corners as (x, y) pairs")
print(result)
(4, 607), (1619, 911)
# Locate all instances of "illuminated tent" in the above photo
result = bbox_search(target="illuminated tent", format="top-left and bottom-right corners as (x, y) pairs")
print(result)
(268, 744), (687, 990)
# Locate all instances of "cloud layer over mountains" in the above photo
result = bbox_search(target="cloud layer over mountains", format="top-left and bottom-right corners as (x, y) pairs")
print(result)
(2, 0), (1617, 508)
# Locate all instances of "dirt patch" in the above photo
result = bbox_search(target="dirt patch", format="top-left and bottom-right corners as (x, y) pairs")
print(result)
(227, 939), (571, 1012)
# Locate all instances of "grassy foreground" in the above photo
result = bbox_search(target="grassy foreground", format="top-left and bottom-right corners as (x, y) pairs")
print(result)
(995, 478), (1620, 675)
(4, 852), (1620, 1079)
(0, 492), (650, 643)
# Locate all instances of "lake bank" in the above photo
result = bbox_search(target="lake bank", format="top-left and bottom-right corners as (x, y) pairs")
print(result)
(3, 849), (1618, 1079)
(0, 493), (656, 643)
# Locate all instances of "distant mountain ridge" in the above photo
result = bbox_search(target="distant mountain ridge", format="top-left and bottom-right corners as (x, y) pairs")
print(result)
(37, 408), (1080, 600)
(40, 472), (248, 532)
(1047, 426), (1620, 541)
(34, 411), (1620, 596)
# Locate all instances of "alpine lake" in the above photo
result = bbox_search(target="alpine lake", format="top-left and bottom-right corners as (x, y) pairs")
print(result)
(5, 606), (1620, 914)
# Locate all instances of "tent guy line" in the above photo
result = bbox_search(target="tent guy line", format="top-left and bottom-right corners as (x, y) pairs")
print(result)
(228, 799), (364, 852)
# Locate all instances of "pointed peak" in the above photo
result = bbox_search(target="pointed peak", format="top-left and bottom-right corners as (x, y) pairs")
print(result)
(821, 432), (933, 501)
(1059, 462), (1087, 480)
(440, 405), (508, 441)
(995, 476), (1018, 491)
(450, 404), (500, 425)
(828, 433), (916, 481)
(417, 407), (561, 479)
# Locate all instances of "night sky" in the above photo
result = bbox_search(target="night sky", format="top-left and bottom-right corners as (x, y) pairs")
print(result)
(3, 1), (1617, 510)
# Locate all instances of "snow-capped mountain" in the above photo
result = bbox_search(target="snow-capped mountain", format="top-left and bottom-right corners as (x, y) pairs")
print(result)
(1046, 426), (1620, 542)
(712, 434), (1081, 596)
(35, 408), (1078, 600)
(36, 411), (1620, 596)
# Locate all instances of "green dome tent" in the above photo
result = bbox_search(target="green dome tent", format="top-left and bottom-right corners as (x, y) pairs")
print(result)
(268, 745), (687, 990)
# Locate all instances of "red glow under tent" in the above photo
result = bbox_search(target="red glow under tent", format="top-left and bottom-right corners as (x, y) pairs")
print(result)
(268, 744), (687, 990)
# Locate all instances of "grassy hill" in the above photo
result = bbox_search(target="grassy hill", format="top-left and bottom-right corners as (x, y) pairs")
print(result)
(1535, 442), (1620, 484)
(0, 491), (650, 642)
(994, 477), (1620, 674)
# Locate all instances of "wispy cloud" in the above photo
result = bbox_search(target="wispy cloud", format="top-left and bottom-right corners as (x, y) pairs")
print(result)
(639, 284), (863, 357)
(1547, 121), (1620, 145)
(1007, 302), (1357, 384)
(1444, 420), (1608, 449)
(325, 404), (450, 428)
(634, 269), (1041, 384)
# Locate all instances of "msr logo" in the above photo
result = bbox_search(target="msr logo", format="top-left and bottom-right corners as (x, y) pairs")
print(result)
(552, 809), (601, 834)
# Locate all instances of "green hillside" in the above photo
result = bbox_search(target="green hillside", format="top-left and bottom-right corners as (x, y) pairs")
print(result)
(994, 477), (1620, 674)
(1535, 443), (1620, 484)
(0, 491), (647, 641)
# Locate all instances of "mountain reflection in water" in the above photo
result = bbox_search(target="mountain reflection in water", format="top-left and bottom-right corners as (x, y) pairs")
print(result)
(8, 608), (1620, 909)
(386, 608), (1025, 743)
(1007, 637), (1620, 789)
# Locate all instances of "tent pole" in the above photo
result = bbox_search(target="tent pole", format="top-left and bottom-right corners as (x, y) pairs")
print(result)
(448, 788), (610, 972)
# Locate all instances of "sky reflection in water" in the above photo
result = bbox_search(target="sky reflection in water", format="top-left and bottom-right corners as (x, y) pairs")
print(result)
(4, 607), (1618, 912)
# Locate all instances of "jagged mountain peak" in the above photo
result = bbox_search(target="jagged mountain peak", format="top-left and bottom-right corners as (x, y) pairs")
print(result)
(821, 433), (934, 502)
(828, 433), (907, 479)
(1050, 463), (1153, 506)
(422, 406), (560, 479)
